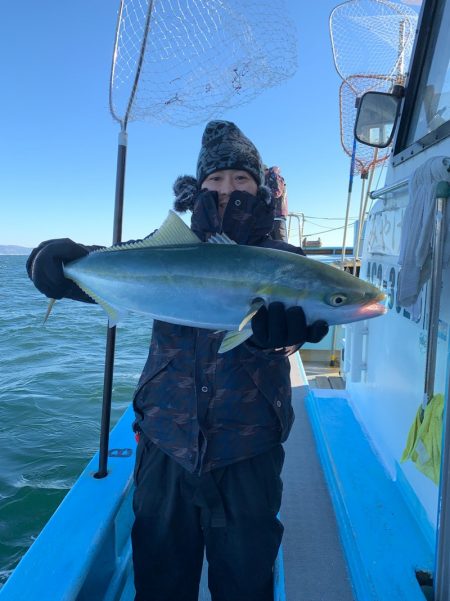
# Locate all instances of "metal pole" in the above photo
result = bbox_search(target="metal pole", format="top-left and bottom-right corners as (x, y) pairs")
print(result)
(430, 182), (450, 600)
(353, 171), (367, 272)
(341, 137), (357, 270)
(98, 0), (154, 477)
(329, 326), (339, 367)
(94, 130), (128, 479)
(423, 189), (448, 409)
(286, 213), (304, 246)
(370, 177), (409, 200)
(437, 392), (450, 601)
(353, 151), (378, 273)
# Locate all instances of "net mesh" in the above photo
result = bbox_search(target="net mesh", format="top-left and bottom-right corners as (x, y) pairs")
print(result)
(110, 0), (297, 127)
(330, 0), (418, 85)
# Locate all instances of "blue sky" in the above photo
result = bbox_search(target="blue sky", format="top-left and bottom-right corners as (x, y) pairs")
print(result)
(1, 0), (420, 248)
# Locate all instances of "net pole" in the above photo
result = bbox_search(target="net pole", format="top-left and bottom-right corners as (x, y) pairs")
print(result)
(353, 170), (368, 271)
(353, 148), (379, 272)
(95, 0), (154, 478)
(109, 0), (126, 127)
(397, 19), (406, 83)
(95, 129), (128, 478)
(123, 1), (154, 130)
(341, 137), (357, 269)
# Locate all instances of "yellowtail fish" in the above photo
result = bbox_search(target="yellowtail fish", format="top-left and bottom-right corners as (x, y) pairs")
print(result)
(62, 211), (386, 353)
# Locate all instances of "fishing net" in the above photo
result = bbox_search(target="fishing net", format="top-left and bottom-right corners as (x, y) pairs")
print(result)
(339, 75), (394, 174)
(328, 0), (418, 264)
(330, 0), (419, 172)
(109, 0), (297, 128)
(330, 0), (418, 85)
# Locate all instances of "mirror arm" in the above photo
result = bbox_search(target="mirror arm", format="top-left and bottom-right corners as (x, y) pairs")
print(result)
(392, 84), (405, 98)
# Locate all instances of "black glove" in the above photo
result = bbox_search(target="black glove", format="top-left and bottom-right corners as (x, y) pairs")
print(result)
(190, 190), (222, 241)
(26, 238), (98, 303)
(221, 191), (273, 245)
(251, 302), (329, 349)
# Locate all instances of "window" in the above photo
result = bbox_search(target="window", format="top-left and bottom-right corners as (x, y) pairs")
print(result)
(395, 0), (450, 159)
(407, 0), (450, 144)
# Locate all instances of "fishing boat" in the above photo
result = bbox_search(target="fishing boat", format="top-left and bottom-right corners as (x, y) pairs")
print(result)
(1, 0), (450, 599)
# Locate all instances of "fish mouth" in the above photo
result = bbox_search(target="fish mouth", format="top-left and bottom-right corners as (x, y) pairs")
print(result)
(356, 291), (387, 319)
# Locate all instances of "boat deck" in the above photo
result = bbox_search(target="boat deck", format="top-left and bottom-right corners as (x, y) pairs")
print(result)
(303, 361), (345, 390)
(280, 355), (354, 600)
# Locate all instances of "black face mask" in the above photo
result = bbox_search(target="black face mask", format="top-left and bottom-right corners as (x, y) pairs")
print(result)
(190, 189), (274, 245)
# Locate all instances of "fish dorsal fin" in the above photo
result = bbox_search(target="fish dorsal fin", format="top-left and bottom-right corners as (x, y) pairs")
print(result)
(98, 211), (201, 252)
(208, 233), (236, 245)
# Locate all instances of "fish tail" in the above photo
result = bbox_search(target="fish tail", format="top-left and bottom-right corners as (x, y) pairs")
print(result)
(43, 298), (56, 324)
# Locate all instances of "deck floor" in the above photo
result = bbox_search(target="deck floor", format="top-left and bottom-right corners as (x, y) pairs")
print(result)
(280, 357), (354, 600)
(301, 355), (345, 390)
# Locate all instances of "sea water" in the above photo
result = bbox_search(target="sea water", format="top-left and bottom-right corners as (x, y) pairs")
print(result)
(0, 255), (151, 586)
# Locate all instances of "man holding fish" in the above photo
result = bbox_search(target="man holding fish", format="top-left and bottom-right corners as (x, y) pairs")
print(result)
(27, 121), (384, 601)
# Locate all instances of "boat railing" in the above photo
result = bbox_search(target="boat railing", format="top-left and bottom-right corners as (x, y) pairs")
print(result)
(287, 211), (304, 245)
(370, 157), (450, 199)
(0, 406), (137, 601)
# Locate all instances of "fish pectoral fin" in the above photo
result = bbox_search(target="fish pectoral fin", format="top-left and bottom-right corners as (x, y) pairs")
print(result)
(218, 329), (253, 354)
(43, 298), (56, 324)
(238, 299), (265, 331)
(220, 298), (265, 351)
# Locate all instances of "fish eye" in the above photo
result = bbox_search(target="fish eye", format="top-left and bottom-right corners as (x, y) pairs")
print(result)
(327, 293), (348, 307)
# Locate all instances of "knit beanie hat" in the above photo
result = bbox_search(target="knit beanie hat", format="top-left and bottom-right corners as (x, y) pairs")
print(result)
(173, 120), (270, 212)
(197, 120), (265, 186)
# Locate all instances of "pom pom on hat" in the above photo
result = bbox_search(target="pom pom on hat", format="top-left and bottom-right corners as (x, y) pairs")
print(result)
(173, 175), (199, 212)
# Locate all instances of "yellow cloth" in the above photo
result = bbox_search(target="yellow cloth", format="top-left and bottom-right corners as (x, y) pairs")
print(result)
(401, 393), (444, 485)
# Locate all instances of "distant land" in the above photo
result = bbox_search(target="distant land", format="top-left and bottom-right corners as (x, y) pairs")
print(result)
(0, 245), (33, 255)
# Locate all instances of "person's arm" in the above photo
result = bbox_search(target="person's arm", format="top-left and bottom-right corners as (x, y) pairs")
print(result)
(27, 231), (158, 303)
(26, 239), (104, 303)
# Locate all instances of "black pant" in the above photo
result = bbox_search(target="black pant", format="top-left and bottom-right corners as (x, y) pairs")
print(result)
(132, 438), (284, 601)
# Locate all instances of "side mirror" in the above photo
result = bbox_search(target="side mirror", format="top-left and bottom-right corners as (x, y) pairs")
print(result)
(354, 89), (403, 148)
